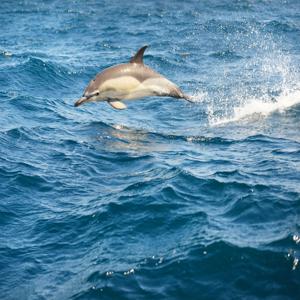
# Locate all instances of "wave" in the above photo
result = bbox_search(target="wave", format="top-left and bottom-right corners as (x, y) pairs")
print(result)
(200, 19), (300, 126)
(71, 240), (299, 300)
(209, 50), (243, 60)
(264, 20), (300, 33)
(210, 88), (300, 125)
(94, 121), (235, 145)
(2, 56), (86, 105)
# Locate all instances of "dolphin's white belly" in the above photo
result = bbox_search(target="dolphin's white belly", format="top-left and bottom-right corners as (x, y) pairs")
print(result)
(100, 76), (176, 101)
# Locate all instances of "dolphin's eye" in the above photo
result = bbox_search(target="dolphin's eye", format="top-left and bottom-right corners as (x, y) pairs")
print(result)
(96, 92), (99, 96)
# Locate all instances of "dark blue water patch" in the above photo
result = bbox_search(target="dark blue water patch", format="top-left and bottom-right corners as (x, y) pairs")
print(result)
(72, 241), (300, 300)
(208, 49), (244, 60)
(264, 20), (300, 33)
(0, 207), (17, 226)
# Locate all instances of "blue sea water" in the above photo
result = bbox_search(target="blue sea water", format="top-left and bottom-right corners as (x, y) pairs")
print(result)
(1, 0), (300, 299)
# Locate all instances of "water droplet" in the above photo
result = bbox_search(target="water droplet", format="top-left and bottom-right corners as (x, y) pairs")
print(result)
(293, 235), (300, 244)
(292, 258), (299, 270)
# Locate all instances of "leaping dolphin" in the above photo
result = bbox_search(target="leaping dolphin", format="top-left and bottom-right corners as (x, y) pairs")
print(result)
(74, 45), (191, 109)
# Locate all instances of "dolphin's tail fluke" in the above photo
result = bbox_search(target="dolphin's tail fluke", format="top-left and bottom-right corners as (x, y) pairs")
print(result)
(174, 89), (194, 103)
(182, 94), (194, 103)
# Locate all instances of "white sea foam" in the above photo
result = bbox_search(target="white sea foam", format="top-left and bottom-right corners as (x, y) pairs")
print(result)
(204, 24), (300, 126)
(189, 91), (207, 103)
(210, 88), (300, 126)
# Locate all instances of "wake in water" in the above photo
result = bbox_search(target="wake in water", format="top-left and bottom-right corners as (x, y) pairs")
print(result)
(211, 88), (300, 125)
(193, 23), (300, 126)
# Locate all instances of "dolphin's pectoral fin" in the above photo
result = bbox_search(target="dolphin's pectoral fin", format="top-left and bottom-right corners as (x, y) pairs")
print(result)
(108, 100), (127, 110)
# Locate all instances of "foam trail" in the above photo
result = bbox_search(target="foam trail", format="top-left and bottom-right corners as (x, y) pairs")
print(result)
(189, 91), (207, 103)
(205, 22), (300, 127)
(210, 88), (300, 126)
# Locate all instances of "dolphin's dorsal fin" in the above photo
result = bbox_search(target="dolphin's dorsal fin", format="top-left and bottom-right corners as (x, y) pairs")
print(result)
(130, 45), (148, 64)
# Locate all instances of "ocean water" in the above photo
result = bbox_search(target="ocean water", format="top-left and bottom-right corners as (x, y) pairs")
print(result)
(0, 0), (300, 299)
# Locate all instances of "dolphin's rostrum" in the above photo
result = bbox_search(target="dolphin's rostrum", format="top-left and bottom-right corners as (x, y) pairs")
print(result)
(75, 46), (191, 109)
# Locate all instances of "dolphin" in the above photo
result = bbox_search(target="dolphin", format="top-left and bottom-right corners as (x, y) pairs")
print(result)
(74, 45), (192, 109)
